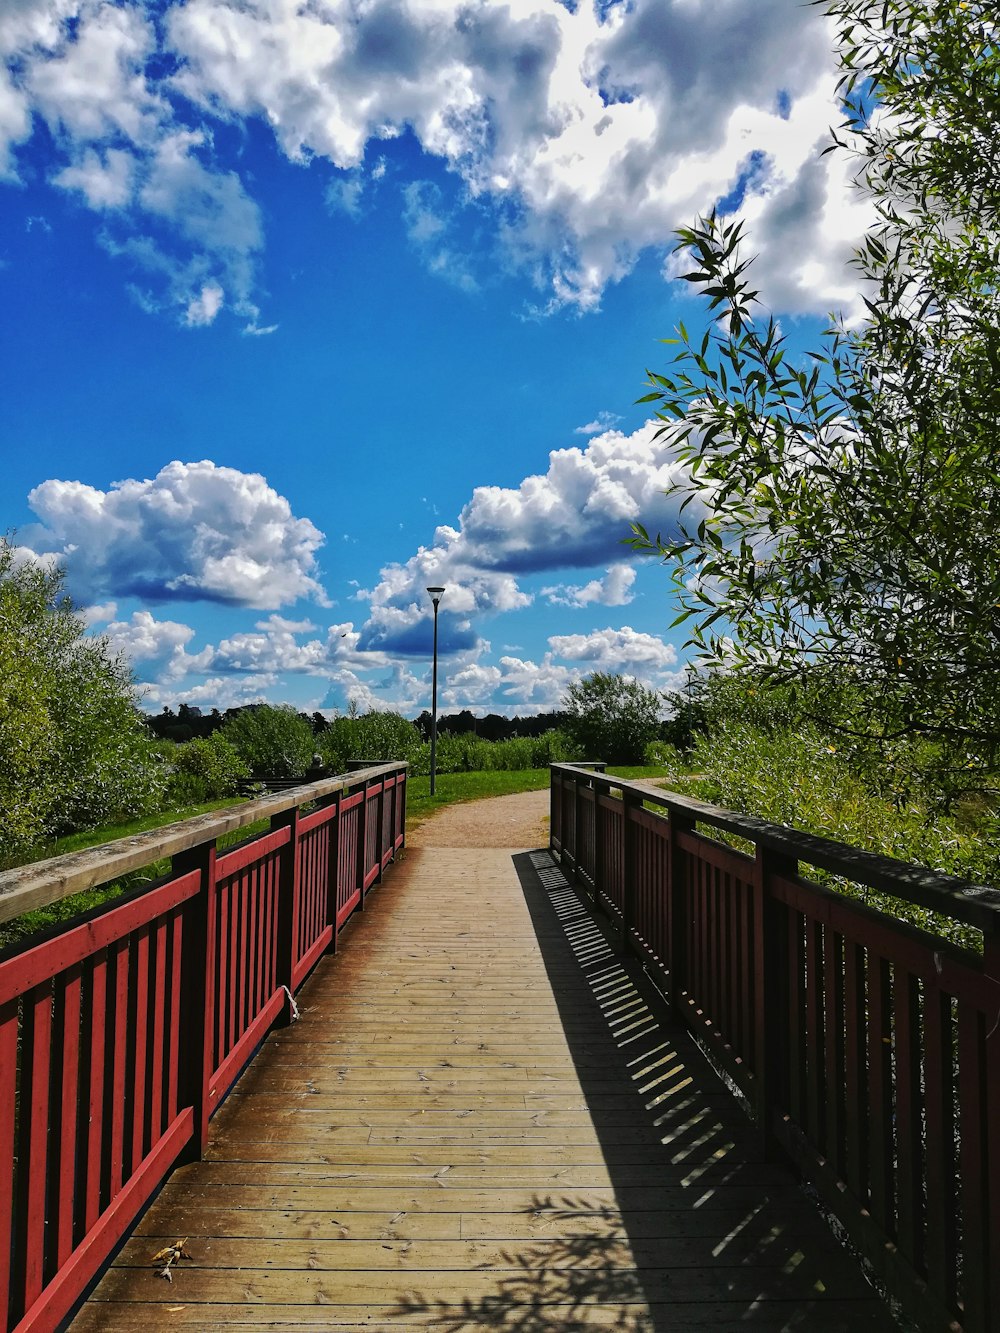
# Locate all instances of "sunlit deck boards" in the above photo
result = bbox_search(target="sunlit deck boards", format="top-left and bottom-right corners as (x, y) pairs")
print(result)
(72, 844), (896, 1331)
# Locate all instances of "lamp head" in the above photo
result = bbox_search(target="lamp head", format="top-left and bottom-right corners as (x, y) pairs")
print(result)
(426, 585), (445, 607)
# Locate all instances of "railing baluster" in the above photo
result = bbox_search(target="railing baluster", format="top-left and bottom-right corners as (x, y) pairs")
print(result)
(0, 763), (406, 1333)
(546, 761), (1000, 1333)
(175, 839), (217, 1159)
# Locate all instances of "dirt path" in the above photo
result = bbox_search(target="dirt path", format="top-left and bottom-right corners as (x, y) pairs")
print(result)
(406, 787), (551, 849)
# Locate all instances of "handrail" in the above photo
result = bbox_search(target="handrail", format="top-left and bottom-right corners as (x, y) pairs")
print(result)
(0, 761), (407, 927)
(0, 762), (408, 1333)
(550, 761), (1000, 1333)
(553, 762), (1000, 934)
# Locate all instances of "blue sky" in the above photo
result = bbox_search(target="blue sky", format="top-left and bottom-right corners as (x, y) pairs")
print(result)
(1, 0), (868, 718)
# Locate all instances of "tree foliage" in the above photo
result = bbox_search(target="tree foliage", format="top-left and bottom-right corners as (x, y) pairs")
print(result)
(562, 672), (663, 765)
(319, 710), (424, 773)
(0, 539), (165, 864)
(166, 733), (250, 804)
(630, 0), (1000, 792)
(220, 704), (315, 779)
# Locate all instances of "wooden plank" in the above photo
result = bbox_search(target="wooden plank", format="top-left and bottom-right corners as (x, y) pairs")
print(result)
(71, 1301), (899, 1331)
(88, 1262), (881, 1306)
(72, 843), (894, 1332)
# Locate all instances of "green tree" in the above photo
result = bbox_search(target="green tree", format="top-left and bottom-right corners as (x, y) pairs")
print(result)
(0, 539), (165, 864)
(166, 733), (250, 804)
(631, 0), (1000, 795)
(220, 704), (315, 779)
(562, 672), (663, 765)
(318, 709), (423, 773)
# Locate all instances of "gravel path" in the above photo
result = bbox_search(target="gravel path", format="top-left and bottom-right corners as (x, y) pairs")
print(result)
(406, 787), (551, 849)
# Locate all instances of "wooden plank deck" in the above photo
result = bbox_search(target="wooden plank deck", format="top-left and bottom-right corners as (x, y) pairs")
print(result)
(71, 842), (897, 1331)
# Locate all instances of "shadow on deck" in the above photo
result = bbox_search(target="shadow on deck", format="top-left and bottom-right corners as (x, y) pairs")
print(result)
(71, 845), (896, 1331)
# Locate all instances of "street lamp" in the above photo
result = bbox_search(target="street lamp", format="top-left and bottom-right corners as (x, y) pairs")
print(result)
(426, 586), (445, 795)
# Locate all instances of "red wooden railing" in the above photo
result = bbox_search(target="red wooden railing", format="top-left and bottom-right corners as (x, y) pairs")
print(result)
(551, 762), (1000, 1333)
(0, 762), (407, 1333)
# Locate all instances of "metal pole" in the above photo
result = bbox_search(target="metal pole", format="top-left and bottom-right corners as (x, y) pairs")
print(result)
(430, 601), (439, 794)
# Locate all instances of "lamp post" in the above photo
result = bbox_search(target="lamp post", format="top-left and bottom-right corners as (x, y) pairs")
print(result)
(426, 586), (445, 795)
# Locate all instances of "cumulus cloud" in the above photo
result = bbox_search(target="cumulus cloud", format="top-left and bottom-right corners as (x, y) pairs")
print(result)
(548, 625), (678, 675)
(104, 609), (208, 682)
(3, 0), (867, 320)
(23, 459), (329, 609)
(3, 1), (263, 324)
(542, 562), (636, 608)
(358, 419), (701, 653)
(461, 626), (682, 713)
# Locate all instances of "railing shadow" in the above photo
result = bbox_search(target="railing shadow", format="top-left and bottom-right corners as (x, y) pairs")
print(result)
(391, 849), (895, 1332)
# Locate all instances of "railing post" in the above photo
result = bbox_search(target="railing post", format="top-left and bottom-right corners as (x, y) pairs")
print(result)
(274, 805), (301, 1019)
(620, 788), (640, 954)
(356, 777), (370, 907)
(572, 772), (583, 882)
(756, 844), (796, 1159)
(591, 775), (603, 906)
(325, 790), (341, 954)
(174, 838), (217, 1160)
(666, 807), (693, 1018)
(376, 773), (387, 881)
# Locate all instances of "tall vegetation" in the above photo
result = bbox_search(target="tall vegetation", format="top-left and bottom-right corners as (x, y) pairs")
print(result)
(220, 704), (316, 779)
(631, 0), (1000, 804)
(0, 539), (164, 865)
(562, 672), (663, 765)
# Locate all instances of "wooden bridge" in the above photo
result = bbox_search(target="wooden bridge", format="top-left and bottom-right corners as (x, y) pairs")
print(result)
(1, 764), (998, 1331)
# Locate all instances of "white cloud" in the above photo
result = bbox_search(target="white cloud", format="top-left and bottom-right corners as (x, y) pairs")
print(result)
(23, 459), (329, 609)
(104, 609), (208, 682)
(3, 0), (867, 320)
(548, 625), (679, 675)
(23, 1), (164, 146)
(493, 652), (574, 709)
(542, 562), (636, 608)
(185, 281), (224, 326)
(148, 673), (280, 712)
(79, 600), (117, 626)
(54, 146), (134, 209)
(358, 418), (702, 653)
(3, 3), (264, 325)
(575, 411), (621, 436)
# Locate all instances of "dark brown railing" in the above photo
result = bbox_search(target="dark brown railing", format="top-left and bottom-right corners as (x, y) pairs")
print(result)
(550, 762), (1000, 1333)
(0, 762), (407, 1333)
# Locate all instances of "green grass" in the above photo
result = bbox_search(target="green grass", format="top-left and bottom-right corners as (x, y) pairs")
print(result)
(404, 768), (552, 828)
(404, 765), (675, 830)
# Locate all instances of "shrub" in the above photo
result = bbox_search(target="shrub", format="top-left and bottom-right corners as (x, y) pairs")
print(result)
(1, 539), (165, 865)
(165, 734), (250, 805)
(318, 710), (423, 773)
(562, 672), (663, 765)
(221, 704), (315, 779)
(686, 719), (997, 947)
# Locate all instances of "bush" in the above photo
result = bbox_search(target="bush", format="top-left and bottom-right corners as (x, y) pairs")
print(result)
(221, 704), (315, 779)
(643, 740), (685, 773)
(406, 729), (578, 775)
(165, 734), (250, 805)
(562, 672), (663, 765)
(318, 710), (423, 773)
(686, 719), (997, 947)
(1, 540), (165, 865)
